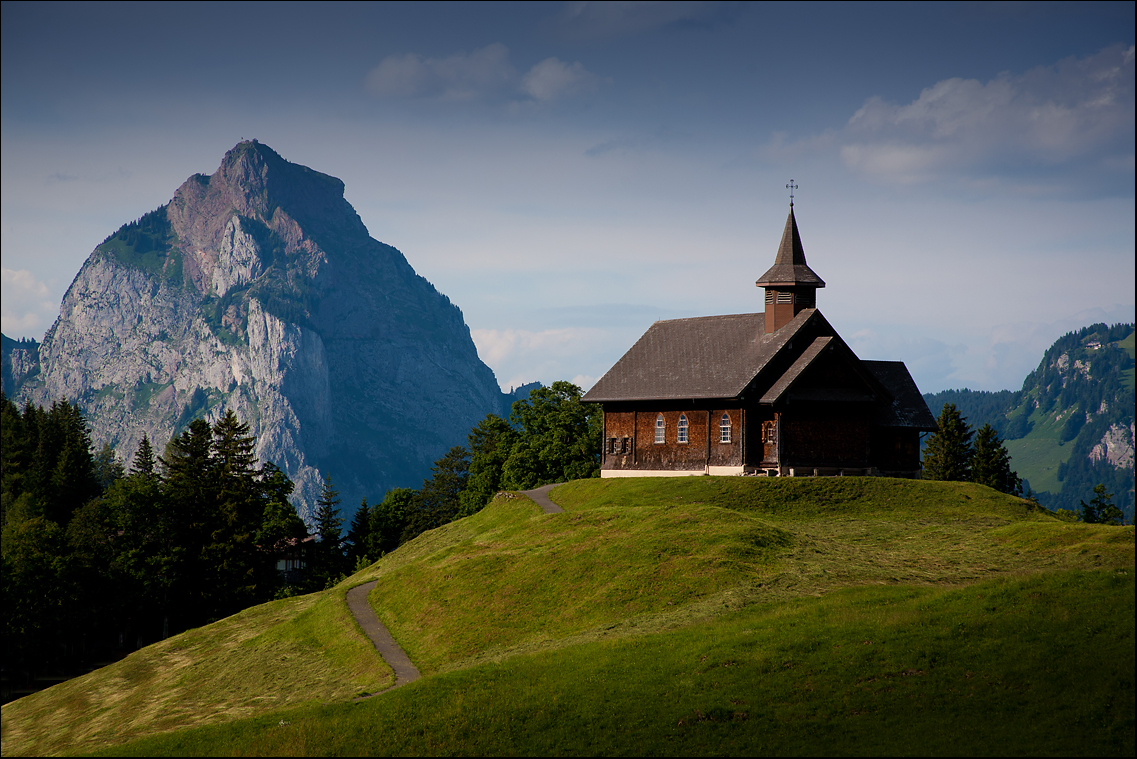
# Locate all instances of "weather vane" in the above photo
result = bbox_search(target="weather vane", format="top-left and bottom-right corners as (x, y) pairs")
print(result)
(786, 180), (798, 207)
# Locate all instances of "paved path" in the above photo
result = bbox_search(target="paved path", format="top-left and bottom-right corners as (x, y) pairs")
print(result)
(346, 580), (421, 695)
(520, 483), (564, 514)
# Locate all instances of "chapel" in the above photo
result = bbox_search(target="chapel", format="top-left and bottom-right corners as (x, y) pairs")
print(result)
(581, 201), (937, 478)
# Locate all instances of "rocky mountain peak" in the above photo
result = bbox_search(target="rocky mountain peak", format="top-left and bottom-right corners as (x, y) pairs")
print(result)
(7, 141), (510, 519)
(167, 141), (367, 297)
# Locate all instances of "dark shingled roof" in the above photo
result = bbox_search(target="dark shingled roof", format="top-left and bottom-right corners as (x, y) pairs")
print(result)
(582, 309), (819, 402)
(755, 206), (826, 288)
(863, 360), (938, 430)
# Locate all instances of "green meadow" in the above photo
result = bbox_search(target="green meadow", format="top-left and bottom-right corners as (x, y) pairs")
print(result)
(2, 477), (1133, 756)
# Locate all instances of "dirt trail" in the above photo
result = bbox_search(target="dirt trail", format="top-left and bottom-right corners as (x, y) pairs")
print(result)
(521, 483), (564, 513)
(345, 581), (420, 695)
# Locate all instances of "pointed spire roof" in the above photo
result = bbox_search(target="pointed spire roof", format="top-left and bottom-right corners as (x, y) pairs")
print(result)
(755, 206), (826, 288)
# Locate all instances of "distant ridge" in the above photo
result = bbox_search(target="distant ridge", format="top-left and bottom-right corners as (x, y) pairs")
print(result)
(923, 322), (1135, 519)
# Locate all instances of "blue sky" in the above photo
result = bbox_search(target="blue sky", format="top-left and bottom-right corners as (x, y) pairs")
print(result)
(2, 1), (1133, 394)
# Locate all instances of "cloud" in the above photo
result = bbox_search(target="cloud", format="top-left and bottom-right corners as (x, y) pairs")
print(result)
(1, 268), (58, 338)
(366, 44), (604, 103)
(470, 326), (616, 393)
(365, 43), (516, 101)
(522, 57), (602, 101)
(839, 44), (1135, 186)
(553, 1), (737, 41)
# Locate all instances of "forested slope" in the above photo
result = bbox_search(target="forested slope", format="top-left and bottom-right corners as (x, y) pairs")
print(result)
(925, 323), (1135, 520)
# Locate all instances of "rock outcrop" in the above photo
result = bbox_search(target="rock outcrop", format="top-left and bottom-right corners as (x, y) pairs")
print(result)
(6, 141), (508, 520)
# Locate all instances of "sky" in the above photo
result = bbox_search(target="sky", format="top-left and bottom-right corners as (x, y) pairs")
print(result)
(2, 1), (1134, 395)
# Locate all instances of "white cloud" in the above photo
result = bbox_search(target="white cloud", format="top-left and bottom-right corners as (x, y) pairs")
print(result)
(839, 44), (1135, 186)
(1, 268), (58, 338)
(470, 326), (615, 392)
(522, 57), (602, 101)
(365, 43), (516, 101)
(366, 44), (603, 104)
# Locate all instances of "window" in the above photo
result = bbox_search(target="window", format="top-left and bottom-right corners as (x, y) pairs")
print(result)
(776, 291), (793, 304)
(655, 414), (665, 443)
(678, 414), (689, 443)
(622, 436), (631, 453)
(607, 437), (617, 454)
(765, 290), (774, 305)
(719, 413), (731, 443)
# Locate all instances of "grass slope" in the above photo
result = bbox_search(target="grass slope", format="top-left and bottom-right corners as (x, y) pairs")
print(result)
(0, 585), (392, 756)
(97, 569), (1135, 757)
(3, 477), (1133, 756)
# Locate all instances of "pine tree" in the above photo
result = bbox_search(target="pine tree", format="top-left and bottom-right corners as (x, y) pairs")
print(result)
(312, 475), (345, 585)
(922, 403), (974, 482)
(207, 410), (263, 616)
(130, 434), (157, 479)
(346, 498), (372, 565)
(971, 423), (1022, 495)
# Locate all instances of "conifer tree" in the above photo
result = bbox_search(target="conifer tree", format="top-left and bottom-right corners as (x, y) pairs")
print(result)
(312, 475), (346, 585)
(130, 434), (157, 480)
(971, 423), (1022, 495)
(346, 498), (372, 565)
(922, 403), (974, 482)
(207, 410), (263, 616)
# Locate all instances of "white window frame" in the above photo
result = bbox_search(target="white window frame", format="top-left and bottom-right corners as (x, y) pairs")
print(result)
(655, 414), (665, 444)
(720, 413), (732, 443)
(678, 414), (689, 444)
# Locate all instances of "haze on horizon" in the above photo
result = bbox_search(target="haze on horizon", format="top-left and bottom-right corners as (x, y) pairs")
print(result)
(2, 1), (1134, 395)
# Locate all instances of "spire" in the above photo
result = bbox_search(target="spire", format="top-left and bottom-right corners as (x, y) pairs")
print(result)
(755, 205), (825, 288)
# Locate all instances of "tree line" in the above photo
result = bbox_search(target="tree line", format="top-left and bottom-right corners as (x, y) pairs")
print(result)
(922, 402), (1124, 524)
(1, 394), (324, 690)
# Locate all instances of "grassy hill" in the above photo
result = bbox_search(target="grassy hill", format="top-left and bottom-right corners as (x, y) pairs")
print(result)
(2, 477), (1133, 756)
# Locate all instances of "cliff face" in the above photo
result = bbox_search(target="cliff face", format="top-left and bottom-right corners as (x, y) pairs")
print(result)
(9, 141), (506, 519)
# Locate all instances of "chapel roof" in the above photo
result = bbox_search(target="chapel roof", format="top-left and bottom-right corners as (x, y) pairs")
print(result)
(755, 206), (826, 288)
(582, 308), (819, 402)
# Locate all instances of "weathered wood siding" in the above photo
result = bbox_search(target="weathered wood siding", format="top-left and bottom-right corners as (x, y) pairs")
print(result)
(601, 404), (742, 472)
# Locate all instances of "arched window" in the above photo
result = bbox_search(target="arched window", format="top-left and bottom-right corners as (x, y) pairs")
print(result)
(678, 414), (689, 443)
(655, 414), (665, 444)
(720, 413), (732, 443)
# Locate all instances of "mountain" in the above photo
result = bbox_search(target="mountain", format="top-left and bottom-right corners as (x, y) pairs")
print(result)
(2, 141), (509, 519)
(924, 322), (1135, 520)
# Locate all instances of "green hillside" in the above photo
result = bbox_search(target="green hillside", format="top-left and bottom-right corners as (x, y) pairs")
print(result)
(924, 323), (1135, 520)
(2, 478), (1133, 756)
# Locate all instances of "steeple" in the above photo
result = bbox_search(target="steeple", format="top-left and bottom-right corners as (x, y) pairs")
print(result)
(756, 204), (825, 334)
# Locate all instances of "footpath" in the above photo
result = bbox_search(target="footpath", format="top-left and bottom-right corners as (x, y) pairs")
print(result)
(344, 484), (564, 696)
